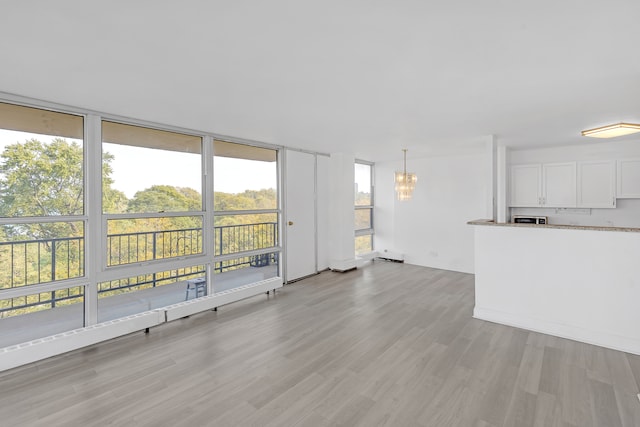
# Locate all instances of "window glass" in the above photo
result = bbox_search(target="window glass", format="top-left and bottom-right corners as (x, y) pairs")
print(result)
(213, 251), (279, 293)
(214, 213), (278, 256)
(102, 121), (202, 214)
(102, 121), (204, 269)
(0, 103), (86, 347)
(212, 141), (279, 291)
(214, 140), (277, 211)
(98, 266), (205, 322)
(106, 217), (203, 267)
(355, 162), (374, 255)
(355, 209), (372, 230)
(1, 222), (85, 289)
(0, 103), (84, 218)
(355, 163), (372, 206)
(355, 235), (373, 255)
(0, 285), (84, 348)
(0, 103), (86, 291)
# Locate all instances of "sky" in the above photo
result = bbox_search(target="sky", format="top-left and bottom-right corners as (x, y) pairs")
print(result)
(0, 129), (277, 198)
(354, 162), (371, 194)
(0, 129), (371, 198)
(104, 142), (277, 197)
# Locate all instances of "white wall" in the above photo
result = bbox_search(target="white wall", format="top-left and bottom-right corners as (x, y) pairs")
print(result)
(510, 138), (640, 227)
(328, 153), (356, 271)
(474, 224), (640, 355)
(510, 138), (640, 164)
(375, 148), (490, 274)
(316, 155), (330, 271)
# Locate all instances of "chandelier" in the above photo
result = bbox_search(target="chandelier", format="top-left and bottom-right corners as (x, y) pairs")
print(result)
(394, 149), (417, 201)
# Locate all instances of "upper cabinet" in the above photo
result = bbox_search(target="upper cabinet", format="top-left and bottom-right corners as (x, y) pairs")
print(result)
(577, 160), (616, 208)
(510, 161), (616, 208)
(510, 164), (541, 207)
(510, 162), (576, 207)
(617, 159), (640, 198)
(542, 162), (576, 207)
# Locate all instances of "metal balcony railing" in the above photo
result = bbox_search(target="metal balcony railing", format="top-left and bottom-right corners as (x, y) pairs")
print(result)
(0, 222), (278, 315)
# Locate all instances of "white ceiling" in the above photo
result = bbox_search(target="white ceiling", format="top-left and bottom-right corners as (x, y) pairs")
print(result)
(1, 0), (640, 161)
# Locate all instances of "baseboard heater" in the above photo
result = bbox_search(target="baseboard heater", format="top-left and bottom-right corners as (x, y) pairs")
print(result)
(376, 251), (404, 262)
(164, 277), (282, 322)
(0, 311), (164, 372)
(329, 258), (357, 272)
(0, 277), (283, 372)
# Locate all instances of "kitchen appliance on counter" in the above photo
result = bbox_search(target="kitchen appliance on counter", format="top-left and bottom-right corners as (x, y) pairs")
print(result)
(512, 215), (547, 224)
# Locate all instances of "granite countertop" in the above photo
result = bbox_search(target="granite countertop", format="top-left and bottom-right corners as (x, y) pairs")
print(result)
(467, 219), (640, 233)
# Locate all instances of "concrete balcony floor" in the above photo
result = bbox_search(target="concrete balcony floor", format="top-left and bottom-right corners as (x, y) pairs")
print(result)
(0, 264), (278, 349)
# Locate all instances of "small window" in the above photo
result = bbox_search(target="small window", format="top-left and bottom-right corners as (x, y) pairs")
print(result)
(355, 162), (374, 255)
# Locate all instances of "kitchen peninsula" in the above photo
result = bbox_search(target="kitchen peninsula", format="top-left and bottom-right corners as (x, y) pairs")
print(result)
(469, 219), (640, 355)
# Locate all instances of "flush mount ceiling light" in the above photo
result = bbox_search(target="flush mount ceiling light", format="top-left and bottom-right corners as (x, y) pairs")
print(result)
(581, 122), (640, 138)
(394, 149), (417, 201)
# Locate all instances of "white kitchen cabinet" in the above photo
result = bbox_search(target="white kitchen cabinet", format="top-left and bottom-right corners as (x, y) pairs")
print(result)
(510, 164), (541, 207)
(577, 160), (616, 208)
(542, 162), (576, 207)
(616, 159), (640, 198)
(509, 162), (576, 207)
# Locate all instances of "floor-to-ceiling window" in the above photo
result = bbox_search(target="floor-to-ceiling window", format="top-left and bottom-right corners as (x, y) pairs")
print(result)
(213, 140), (280, 291)
(0, 99), (283, 350)
(355, 161), (374, 255)
(98, 121), (206, 321)
(0, 102), (86, 347)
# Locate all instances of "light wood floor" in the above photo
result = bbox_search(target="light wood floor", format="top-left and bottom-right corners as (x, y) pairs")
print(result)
(1, 261), (639, 426)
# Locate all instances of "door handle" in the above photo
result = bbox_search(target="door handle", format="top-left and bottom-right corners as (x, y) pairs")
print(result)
(288, 221), (294, 226)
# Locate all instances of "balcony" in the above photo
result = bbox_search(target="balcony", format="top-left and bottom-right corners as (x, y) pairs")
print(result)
(0, 222), (279, 348)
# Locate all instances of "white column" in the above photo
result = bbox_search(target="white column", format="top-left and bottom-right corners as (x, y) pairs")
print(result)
(496, 144), (509, 223)
(84, 114), (101, 326)
(203, 135), (215, 294)
(316, 155), (330, 271)
(328, 153), (356, 271)
(484, 135), (496, 220)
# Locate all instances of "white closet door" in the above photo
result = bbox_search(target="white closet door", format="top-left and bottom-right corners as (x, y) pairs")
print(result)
(285, 150), (317, 282)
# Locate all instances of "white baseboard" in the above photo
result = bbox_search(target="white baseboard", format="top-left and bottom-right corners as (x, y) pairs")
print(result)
(474, 306), (640, 356)
(0, 277), (284, 372)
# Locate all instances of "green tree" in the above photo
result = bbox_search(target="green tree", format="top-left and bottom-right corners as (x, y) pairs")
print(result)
(0, 138), (124, 288)
(213, 188), (277, 211)
(102, 151), (128, 214)
(128, 185), (202, 213)
(122, 185), (203, 233)
(0, 138), (125, 240)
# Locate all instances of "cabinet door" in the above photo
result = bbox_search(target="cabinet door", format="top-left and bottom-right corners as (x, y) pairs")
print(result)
(510, 164), (541, 207)
(577, 160), (616, 208)
(617, 159), (640, 198)
(542, 162), (576, 207)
